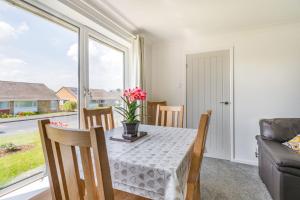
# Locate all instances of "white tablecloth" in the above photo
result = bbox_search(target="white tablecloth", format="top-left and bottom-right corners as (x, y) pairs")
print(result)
(104, 125), (197, 200)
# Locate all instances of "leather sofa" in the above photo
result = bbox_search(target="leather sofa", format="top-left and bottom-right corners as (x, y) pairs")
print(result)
(256, 118), (300, 200)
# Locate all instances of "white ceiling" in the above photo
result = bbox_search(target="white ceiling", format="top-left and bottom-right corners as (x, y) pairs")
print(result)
(89, 0), (300, 41)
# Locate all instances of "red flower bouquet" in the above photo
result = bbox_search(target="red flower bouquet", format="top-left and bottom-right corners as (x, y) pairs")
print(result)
(116, 87), (147, 123)
(115, 87), (146, 139)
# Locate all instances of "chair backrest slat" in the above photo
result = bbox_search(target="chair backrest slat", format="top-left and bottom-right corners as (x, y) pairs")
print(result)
(166, 111), (172, 127)
(95, 115), (102, 127)
(104, 114), (109, 131)
(174, 111), (179, 127)
(80, 147), (97, 199)
(58, 144), (82, 200)
(155, 105), (184, 128)
(90, 127), (114, 199)
(51, 140), (68, 200)
(160, 108), (165, 126)
(83, 107), (115, 131)
(38, 119), (114, 200)
(147, 101), (167, 125)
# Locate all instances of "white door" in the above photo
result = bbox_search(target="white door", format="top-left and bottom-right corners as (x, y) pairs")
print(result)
(186, 50), (231, 160)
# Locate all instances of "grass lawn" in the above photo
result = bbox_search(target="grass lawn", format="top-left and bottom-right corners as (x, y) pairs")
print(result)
(0, 132), (45, 188)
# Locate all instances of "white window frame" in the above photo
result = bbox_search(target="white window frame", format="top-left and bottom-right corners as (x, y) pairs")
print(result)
(83, 27), (128, 109)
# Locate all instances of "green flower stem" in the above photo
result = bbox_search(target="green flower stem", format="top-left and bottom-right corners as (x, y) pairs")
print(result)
(115, 97), (141, 123)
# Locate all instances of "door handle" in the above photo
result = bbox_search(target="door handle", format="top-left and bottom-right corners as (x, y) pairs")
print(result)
(220, 101), (230, 105)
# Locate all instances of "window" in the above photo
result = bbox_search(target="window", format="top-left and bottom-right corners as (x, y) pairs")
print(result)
(14, 101), (37, 108)
(88, 36), (124, 124)
(0, 102), (9, 109)
(13, 101), (38, 114)
(0, 0), (130, 195)
(0, 1), (79, 193)
(50, 100), (58, 111)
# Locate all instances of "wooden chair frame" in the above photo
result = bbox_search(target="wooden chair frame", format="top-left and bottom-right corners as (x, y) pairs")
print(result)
(83, 107), (115, 131)
(146, 101), (167, 125)
(155, 105), (184, 128)
(186, 110), (212, 200)
(38, 119), (114, 200)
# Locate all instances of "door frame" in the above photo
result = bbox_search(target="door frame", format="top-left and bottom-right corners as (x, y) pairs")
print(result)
(185, 47), (235, 161)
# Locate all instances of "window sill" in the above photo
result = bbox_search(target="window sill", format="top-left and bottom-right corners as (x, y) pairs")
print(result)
(0, 176), (49, 200)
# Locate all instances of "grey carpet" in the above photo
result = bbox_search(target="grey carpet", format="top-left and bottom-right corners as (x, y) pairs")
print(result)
(200, 157), (272, 200)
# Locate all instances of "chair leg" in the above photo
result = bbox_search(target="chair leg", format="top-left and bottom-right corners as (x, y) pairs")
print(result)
(186, 176), (201, 200)
(186, 182), (195, 200)
(194, 178), (200, 200)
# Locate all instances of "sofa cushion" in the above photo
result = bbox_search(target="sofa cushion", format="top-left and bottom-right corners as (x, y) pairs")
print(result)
(259, 118), (300, 142)
(258, 136), (300, 169)
(283, 135), (300, 154)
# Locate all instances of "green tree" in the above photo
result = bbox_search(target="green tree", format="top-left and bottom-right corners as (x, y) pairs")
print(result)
(63, 101), (77, 112)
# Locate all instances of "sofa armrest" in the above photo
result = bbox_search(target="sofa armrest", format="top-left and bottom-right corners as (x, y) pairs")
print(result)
(256, 136), (300, 169)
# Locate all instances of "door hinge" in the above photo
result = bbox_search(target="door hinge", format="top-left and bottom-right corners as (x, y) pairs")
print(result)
(83, 88), (91, 97)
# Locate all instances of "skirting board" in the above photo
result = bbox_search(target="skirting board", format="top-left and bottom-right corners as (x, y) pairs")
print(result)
(204, 153), (258, 166)
(204, 153), (227, 160)
(232, 159), (258, 166)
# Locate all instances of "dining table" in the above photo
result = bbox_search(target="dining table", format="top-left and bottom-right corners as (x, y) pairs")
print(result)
(96, 124), (198, 200)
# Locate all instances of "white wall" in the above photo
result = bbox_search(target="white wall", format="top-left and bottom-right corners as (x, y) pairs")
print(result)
(150, 23), (300, 165)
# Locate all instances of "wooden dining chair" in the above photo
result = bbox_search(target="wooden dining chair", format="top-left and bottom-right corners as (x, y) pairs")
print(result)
(83, 107), (115, 131)
(37, 119), (148, 200)
(155, 105), (184, 128)
(146, 101), (167, 125)
(38, 119), (114, 200)
(185, 110), (212, 200)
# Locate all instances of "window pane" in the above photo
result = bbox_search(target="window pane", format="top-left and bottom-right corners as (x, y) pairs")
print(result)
(88, 37), (124, 125)
(0, 102), (9, 109)
(0, 1), (79, 190)
(14, 101), (36, 108)
(50, 100), (58, 111)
